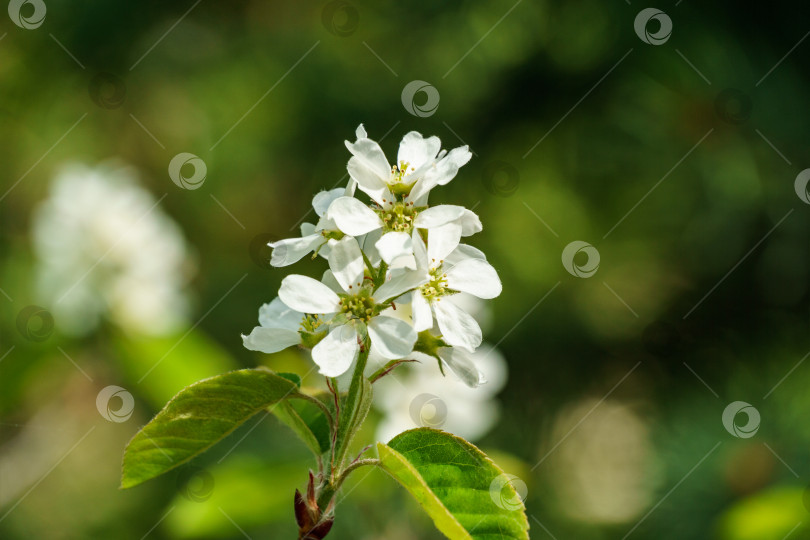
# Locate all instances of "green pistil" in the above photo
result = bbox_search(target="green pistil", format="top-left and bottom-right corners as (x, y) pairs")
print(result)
(413, 330), (448, 357)
(377, 201), (418, 234)
(339, 292), (377, 322)
(388, 161), (417, 197)
(312, 230), (344, 259)
(420, 268), (448, 300)
(320, 230), (345, 241)
(299, 315), (327, 348)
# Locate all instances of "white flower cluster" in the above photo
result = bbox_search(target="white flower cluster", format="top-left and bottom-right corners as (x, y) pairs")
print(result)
(243, 125), (501, 387)
(33, 162), (193, 336)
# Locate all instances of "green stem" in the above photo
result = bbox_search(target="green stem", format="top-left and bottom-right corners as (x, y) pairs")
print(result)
(368, 358), (418, 383)
(331, 342), (370, 477)
(337, 459), (379, 486)
(373, 260), (388, 291)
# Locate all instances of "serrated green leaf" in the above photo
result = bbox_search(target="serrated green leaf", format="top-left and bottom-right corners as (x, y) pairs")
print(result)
(272, 391), (333, 455)
(378, 428), (530, 540)
(121, 368), (299, 489)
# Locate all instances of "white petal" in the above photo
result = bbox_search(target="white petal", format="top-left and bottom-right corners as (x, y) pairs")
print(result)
(398, 132), (441, 171)
(388, 253), (417, 271)
(375, 269), (429, 301)
(444, 258), (502, 299)
(354, 124), (367, 139)
(430, 146), (473, 186)
(412, 231), (428, 269)
(446, 243), (486, 264)
(312, 188), (345, 218)
(326, 196), (383, 236)
(321, 269), (344, 294)
(407, 146), (472, 203)
(359, 228), (383, 266)
(368, 316), (417, 359)
(437, 348), (485, 388)
(347, 157), (388, 205)
(258, 297), (302, 331)
(312, 324), (359, 377)
(328, 236), (365, 292)
(413, 205), (466, 230)
(411, 289), (433, 332)
(458, 209), (482, 236)
(344, 178), (357, 197)
(279, 275), (341, 314)
(315, 214), (336, 232)
(345, 136), (390, 178)
(300, 222), (316, 236)
(434, 299), (482, 352)
(270, 234), (325, 267)
(375, 231), (413, 265)
(427, 223), (462, 267)
(406, 177), (435, 206)
(242, 327), (301, 354)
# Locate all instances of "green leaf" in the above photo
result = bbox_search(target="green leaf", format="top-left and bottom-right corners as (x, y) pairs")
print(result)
(121, 368), (299, 489)
(272, 391), (333, 455)
(277, 372), (303, 387)
(377, 428), (530, 540)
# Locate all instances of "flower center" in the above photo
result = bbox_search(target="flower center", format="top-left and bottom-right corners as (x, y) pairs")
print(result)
(388, 161), (417, 197)
(420, 268), (449, 300)
(300, 314), (325, 333)
(378, 201), (418, 234)
(339, 292), (376, 322)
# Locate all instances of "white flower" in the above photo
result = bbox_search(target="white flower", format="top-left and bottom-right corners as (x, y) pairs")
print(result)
(403, 228), (502, 352)
(345, 124), (472, 206)
(325, 125), (478, 267)
(244, 124), (506, 408)
(268, 186), (350, 267)
(32, 162), (192, 336)
(373, 344), (508, 442)
(275, 236), (423, 377)
(241, 297), (307, 353)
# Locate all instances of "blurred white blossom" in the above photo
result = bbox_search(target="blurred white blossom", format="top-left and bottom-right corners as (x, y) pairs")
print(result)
(32, 162), (193, 336)
(547, 399), (662, 524)
(373, 345), (508, 443)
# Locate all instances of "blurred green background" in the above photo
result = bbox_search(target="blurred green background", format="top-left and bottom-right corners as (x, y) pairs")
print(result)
(3, 0), (810, 538)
